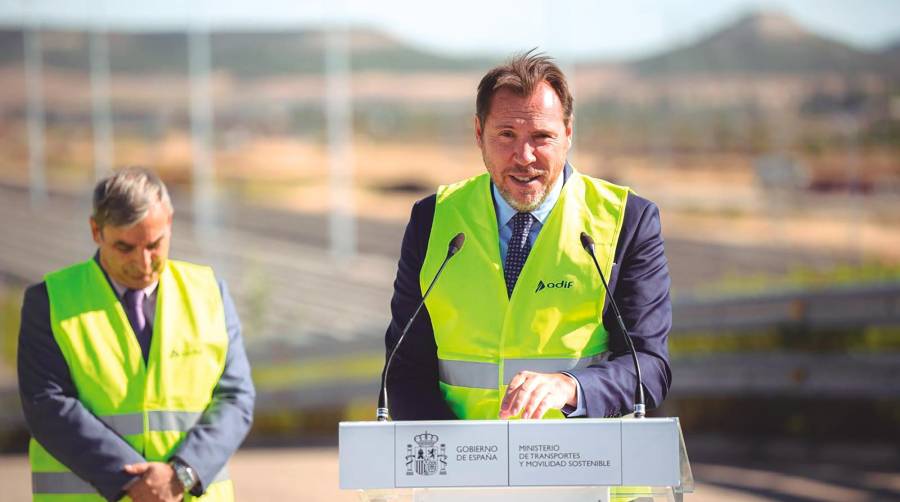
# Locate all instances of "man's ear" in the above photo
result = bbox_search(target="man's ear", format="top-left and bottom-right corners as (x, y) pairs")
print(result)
(565, 116), (574, 151)
(90, 217), (102, 245)
(474, 115), (484, 149)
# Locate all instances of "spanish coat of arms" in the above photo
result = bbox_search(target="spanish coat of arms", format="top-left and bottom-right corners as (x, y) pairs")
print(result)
(405, 431), (448, 476)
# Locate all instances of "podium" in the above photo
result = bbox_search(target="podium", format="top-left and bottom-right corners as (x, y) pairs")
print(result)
(340, 418), (693, 501)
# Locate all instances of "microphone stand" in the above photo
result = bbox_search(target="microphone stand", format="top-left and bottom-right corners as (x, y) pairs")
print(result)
(580, 232), (646, 418)
(377, 233), (465, 421)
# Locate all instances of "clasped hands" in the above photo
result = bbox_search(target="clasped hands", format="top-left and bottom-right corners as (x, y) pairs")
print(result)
(499, 371), (577, 419)
(123, 462), (184, 502)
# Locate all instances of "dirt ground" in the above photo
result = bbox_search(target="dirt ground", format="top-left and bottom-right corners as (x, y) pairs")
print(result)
(2, 448), (896, 501)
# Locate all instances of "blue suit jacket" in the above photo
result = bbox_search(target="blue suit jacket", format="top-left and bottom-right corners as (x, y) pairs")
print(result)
(17, 257), (255, 501)
(384, 178), (672, 420)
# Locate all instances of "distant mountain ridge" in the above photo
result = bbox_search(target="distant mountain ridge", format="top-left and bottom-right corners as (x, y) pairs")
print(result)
(0, 27), (495, 76)
(879, 41), (900, 78)
(0, 11), (896, 79)
(630, 11), (887, 76)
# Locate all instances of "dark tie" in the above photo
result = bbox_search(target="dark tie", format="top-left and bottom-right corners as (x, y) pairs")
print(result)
(504, 212), (534, 296)
(123, 288), (151, 362)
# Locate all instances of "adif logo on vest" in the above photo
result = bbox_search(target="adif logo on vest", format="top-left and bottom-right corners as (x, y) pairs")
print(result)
(170, 347), (203, 358)
(535, 279), (574, 293)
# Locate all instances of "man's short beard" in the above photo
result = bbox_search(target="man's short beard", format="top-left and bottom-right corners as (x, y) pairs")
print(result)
(498, 184), (548, 213)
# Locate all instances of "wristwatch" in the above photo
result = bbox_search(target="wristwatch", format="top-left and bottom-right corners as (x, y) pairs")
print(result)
(170, 460), (198, 492)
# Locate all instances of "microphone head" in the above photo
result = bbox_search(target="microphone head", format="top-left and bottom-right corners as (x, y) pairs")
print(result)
(580, 231), (595, 253)
(447, 232), (466, 257)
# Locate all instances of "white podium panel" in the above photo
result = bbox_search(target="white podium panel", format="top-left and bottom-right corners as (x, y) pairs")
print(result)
(340, 417), (691, 496)
(340, 421), (395, 489)
(409, 486), (610, 502)
(508, 420), (621, 486)
(621, 419), (679, 486)
(395, 421), (509, 488)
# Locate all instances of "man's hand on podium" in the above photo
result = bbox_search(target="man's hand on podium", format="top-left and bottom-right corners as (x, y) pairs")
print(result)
(499, 371), (578, 419)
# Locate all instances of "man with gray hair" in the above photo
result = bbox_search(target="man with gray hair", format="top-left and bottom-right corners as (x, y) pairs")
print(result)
(18, 167), (254, 501)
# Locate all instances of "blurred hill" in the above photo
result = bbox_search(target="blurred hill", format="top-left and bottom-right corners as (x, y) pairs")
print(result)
(879, 40), (900, 79)
(0, 26), (494, 76)
(1, 11), (898, 79)
(630, 11), (886, 76)
(879, 39), (900, 58)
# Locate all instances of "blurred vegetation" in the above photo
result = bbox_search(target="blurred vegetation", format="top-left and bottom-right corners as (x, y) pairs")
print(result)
(0, 282), (23, 374)
(695, 261), (900, 298)
(660, 396), (900, 449)
(670, 326), (900, 356)
(236, 262), (273, 342)
(248, 406), (346, 445)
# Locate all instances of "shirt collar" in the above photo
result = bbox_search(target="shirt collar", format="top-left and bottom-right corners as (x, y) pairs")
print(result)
(492, 162), (570, 227)
(109, 277), (159, 300)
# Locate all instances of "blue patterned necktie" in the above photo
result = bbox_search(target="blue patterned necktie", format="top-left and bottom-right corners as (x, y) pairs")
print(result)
(123, 288), (151, 362)
(504, 212), (534, 296)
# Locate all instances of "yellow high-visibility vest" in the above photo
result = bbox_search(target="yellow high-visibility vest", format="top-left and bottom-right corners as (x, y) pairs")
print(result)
(31, 259), (233, 501)
(421, 171), (629, 419)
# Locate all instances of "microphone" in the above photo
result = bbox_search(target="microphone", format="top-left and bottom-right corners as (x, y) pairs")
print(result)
(377, 232), (466, 421)
(579, 231), (646, 419)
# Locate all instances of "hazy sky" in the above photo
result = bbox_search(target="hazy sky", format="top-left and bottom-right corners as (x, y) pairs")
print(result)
(1, 0), (898, 59)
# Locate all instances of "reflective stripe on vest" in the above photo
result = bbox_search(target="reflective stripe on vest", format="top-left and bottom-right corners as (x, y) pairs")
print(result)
(32, 467), (231, 495)
(438, 353), (611, 389)
(33, 259), (231, 500)
(31, 472), (94, 495)
(422, 171), (628, 419)
(96, 410), (203, 436)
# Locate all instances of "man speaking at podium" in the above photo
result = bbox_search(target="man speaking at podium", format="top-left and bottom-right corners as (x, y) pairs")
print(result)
(383, 51), (672, 421)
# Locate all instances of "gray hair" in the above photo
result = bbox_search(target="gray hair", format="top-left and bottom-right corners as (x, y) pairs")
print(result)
(92, 166), (173, 229)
